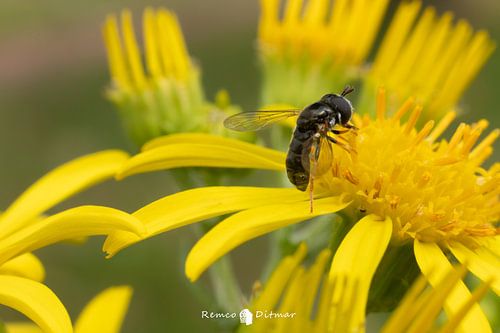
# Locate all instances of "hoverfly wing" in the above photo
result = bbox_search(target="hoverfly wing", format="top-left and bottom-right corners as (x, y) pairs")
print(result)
(223, 110), (301, 132)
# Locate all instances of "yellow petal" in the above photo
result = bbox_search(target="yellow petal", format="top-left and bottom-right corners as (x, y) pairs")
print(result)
(381, 275), (429, 333)
(0, 275), (72, 333)
(186, 195), (350, 281)
(104, 186), (309, 256)
(448, 241), (500, 295)
(140, 133), (278, 151)
(251, 243), (307, 311)
(116, 134), (285, 179)
(406, 265), (468, 333)
(0, 150), (129, 239)
(248, 243), (307, 333)
(300, 248), (331, 320)
(328, 214), (392, 332)
(413, 240), (491, 333)
(0, 206), (145, 265)
(74, 286), (132, 333)
(438, 279), (493, 333)
(5, 322), (42, 333)
(0, 253), (45, 282)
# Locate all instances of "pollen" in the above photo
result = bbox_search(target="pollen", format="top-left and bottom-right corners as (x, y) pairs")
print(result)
(318, 89), (499, 246)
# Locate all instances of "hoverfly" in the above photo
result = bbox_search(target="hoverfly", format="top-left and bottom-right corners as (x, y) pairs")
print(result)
(224, 86), (357, 212)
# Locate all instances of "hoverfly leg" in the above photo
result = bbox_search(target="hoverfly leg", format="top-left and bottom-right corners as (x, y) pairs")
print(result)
(309, 175), (314, 213)
(331, 129), (350, 135)
(343, 123), (359, 131)
(308, 134), (321, 213)
(327, 135), (357, 155)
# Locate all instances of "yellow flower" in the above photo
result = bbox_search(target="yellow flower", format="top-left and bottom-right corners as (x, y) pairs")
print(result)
(103, 8), (247, 145)
(0, 151), (145, 333)
(239, 244), (493, 333)
(4, 285), (132, 333)
(102, 90), (498, 332)
(363, 1), (496, 119)
(259, 0), (389, 106)
(259, 0), (494, 123)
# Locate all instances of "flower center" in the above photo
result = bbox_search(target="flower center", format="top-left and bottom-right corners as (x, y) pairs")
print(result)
(317, 92), (499, 246)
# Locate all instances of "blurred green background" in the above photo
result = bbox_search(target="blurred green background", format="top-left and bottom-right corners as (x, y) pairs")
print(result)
(0, 0), (498, 332)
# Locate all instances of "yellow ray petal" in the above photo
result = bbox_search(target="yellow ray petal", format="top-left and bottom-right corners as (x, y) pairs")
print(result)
(0, 150), (129, 239)
(0, 206), (145, 265)
(413, 240), (491, 333)
(328, 214), (392, 332)
(104, 186), (308, 257)
(481, 235), (500, 258)
(251, 243), (307, 312)
(0, 275), (72, 333)
(5, 322), (42, 333)
(74, 286), (132, 333)
(0, 253), (45, 282)
(381, 275), (429, 333)
(117, 137), (285, 179)
(300, 248), (331, 319)
(121, 9), (147, 90)
(438, 279), (493, 333)
(141, 133), (281, 157)
(102, 15), (130, 91)
(448, 241), (500, 295)
(186, 196), (351, 281)
(406, 265), (468, 333)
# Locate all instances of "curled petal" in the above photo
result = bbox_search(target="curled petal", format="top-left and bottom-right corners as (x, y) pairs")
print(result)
(5, 322), (42, 333)
(104, 186), (308, 256)
(414, 240), (491, 333)
(0, 253), (45, 282)
(74, 286), (132, 333)
(0, 206), (145, 265)
(186, 196), (350, 281)
(0, 275), (72, 333)
(116, 134), (285, 179)
(0, 150), (129, 238)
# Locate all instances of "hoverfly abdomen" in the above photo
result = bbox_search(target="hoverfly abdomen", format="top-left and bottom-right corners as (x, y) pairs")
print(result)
(286, 131), (314, 191)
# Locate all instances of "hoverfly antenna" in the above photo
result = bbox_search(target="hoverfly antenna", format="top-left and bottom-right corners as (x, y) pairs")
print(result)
(341, 85), (354, 97)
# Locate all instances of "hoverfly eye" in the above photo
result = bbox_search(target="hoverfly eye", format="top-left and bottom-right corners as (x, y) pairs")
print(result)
(337, 97), (353, 124)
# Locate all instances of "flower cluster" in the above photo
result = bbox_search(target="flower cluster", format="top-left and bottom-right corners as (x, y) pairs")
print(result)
(103, 91), (499, 332)
(1, 0), (497, 332)
(103, 8), (249, 146)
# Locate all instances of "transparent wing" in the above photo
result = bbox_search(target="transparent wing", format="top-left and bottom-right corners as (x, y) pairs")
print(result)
(223, 110), (301, 131)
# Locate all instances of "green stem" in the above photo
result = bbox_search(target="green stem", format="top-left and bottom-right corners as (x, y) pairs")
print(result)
(207, 255), (244, 312)
(174, 170), (243, 319)
(261, 227), (294, 281)
(367, 243), (420, 313)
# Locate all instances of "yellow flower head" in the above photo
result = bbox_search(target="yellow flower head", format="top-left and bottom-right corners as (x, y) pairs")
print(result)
(104, 90), (499, 332)
(318, 89), (499, 247)
(259, 0), (494, 123)
(103, 8), (246, 145)
(259, 0), (389, 106)
(259, 0), (388, 66)
(364, 1), (496, 119)
(242, 244), (493, 333)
